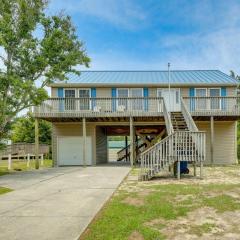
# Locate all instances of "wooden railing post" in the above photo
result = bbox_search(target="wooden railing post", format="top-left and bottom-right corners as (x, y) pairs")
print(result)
(27, 153), (30, 167)
(193, 162), (196, 176)
(8, 154), (11, 170)
(200, 161), (203, 179)
(35, 118), (39, 169)
(177, 160), (180, 180)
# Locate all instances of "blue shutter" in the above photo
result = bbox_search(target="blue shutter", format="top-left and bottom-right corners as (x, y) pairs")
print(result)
(221, 87), (226, 110)
(111, 88), (117, 112)
(189, 88), (195, 111)
(58, 88), (64, 111)
(143, 88), (149, 111)
(91, 88), (96, 110)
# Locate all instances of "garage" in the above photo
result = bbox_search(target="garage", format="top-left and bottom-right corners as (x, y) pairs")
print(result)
(57, 136), (92, 166)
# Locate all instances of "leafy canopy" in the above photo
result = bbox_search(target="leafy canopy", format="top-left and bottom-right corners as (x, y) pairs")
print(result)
(0, 0), (90, 139)
(11, 114), (51, 145)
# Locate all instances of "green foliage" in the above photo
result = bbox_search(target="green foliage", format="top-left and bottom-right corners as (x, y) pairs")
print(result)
(238, 122), (240, 160)
(230, 71), (240, 160)
(0, 187), (12, 195)
(0, 0), (90, 139)
(230, 70), (240, 81)
(11, 115), (51, 144)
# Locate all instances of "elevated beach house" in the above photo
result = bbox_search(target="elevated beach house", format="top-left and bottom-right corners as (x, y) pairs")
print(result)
(33, 70), (239, 179)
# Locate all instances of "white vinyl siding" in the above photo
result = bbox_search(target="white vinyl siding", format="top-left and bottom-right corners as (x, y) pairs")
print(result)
(196, 121), (237, 165)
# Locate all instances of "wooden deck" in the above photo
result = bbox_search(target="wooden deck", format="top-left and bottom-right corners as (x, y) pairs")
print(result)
(33, 97), (240, 120)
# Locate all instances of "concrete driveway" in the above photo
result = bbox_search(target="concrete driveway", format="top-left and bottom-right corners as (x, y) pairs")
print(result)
(0, 166), (130, 240)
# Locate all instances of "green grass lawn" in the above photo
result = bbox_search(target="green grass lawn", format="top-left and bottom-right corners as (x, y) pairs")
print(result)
(81, 166), (240, 240)
(0, 186), (13, 195)
(0, 159), (53, 176)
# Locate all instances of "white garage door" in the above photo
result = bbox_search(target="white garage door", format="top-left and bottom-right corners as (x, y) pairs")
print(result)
(58, 137), (92, 166)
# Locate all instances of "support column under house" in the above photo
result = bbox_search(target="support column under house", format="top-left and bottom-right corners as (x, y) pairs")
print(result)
(82, 117), (86, 167)
(130, 117), (135, 166)
(210, 116), (214, 165)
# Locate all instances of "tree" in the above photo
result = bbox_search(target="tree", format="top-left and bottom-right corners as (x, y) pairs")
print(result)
(11, 115), (52, 145)
(230, 70), (240, 81)
(230, 70), (240, 161)
(0, 0), (90, 139)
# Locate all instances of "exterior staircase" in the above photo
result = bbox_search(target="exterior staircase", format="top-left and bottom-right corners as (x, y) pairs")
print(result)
(117, 133), (164, 162)
(139, 98), (206, 180)
(171, 112), (188, 131)
(117, 138), (145, 162)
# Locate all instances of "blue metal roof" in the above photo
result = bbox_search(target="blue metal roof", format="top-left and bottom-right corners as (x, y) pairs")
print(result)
(53, 70), (237, 86)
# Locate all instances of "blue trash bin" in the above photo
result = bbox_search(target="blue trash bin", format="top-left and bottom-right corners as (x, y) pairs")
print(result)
(174, 161), (189, 175)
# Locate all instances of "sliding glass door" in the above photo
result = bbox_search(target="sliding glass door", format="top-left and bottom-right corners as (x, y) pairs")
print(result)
(117, 89), (129, 110)
(210, 88), (221, 110)
(195, 88), (207, 110)
(130, 88), (143, 110)
(64, 89), (76, 110)
(79, 89), (90, 110)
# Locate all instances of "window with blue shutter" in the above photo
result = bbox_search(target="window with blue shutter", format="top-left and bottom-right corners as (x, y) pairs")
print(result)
(221, 87), (226, 110)
(189, 88), (195, 111)
(58, 88), (64, 111)
(111, 88), (116, 112)
(143, 88), (149, 111)
(91, 88), (96, 110)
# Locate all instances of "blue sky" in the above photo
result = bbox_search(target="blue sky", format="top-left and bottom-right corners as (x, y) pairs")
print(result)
(47, 0), (240, 74)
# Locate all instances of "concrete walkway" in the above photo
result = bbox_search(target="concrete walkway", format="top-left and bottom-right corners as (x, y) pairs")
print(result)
(0, 166), (130, 240)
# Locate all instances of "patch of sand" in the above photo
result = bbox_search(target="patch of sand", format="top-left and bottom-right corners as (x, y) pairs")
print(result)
(146, 207), (240, 240)
(128, 231), (144, 240)
(122, 196), (145, 206)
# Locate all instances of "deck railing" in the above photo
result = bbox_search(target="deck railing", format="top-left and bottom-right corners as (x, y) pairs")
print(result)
(183, 96), (240, 115)
(33, 96), (240, 118)
(33, 97), (164, 118)
(0, 143), (49, 158)
(139, 131), (206, 180)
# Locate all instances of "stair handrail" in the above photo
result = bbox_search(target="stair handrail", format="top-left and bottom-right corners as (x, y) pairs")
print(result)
(139, 131), (206, 180)
(180, 97), (198, 132)
(162, 99), (174, 135)
(117, 138), (145, 161)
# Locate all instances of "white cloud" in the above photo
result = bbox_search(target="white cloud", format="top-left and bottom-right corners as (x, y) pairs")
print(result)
(48, 0), (240, 75)
(81, 26), (240, 75)
(48, 0), (147, 30)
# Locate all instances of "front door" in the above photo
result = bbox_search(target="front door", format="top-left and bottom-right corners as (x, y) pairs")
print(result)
(157, 88), (180, 111)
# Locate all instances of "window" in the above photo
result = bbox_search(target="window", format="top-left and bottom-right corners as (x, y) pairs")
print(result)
(64, 89), (75, 110)
(195, 88), (207, 110)
(79, 89), (90, 110)
(209, 88), (220, 110)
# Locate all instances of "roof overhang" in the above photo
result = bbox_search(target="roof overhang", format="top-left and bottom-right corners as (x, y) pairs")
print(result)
(49, 82), (238, 88)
